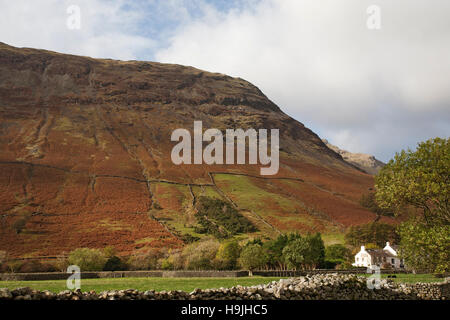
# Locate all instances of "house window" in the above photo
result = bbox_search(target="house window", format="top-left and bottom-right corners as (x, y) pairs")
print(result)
(391, 258), (395, 264)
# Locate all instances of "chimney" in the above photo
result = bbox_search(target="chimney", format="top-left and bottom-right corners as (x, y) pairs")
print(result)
(386, 242), (390, 247)
(361, 245), (365, 251)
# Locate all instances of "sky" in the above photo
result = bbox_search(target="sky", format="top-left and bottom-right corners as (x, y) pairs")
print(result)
(0, 0), (449, 162)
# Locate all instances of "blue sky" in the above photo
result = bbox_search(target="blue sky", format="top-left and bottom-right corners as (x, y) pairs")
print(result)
(0, 0), (449, 162)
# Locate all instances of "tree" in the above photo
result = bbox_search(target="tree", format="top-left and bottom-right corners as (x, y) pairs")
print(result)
(345, 222), (399, 248)
(103, 246), (117, 259)
(282, 238), (308, 270)
(127, 248), (166, 270)
(359, 192), (394, 217)
(103, 256), (127, 271)
(182, 239), (220, 270)
(68, 248), (107, 271)
(239, 244), (269, 275)
(215, 240), (241, 270)
(375, 137), (450, 225)
(325, 244), (352, 267)
(282, 233), (325, 270)
(263, 233), (302, 270)
(398, 218), (449, 274)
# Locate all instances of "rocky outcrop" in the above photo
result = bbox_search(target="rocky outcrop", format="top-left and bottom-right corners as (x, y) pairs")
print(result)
(323, 140), (385, 175)
(0, 274), (448, 300)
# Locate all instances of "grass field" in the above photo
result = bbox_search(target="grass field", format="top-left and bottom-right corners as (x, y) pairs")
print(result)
(0, 277), (285, 293)
(364, 273), (444, 284)
(0, 274), (444, 293)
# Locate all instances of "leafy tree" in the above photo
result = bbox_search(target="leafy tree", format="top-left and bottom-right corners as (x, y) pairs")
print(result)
(345, 222), (399, 248)
(103, 246), (118, 259)
(325, 244), (352, 267)
(307, 233), (325, 268)
(239, 244), (269, 275)
(282, 233), (325, 270)
(54, 253), (69, 272)
(128, 248), (166, 270)
(359, 192), (394, 217)
(398, 218), (449, 274)
(215, 240), (241, 270)
(68, 248), (107, 271)
(182, 239), (220, 270)
(103, 256), (127, 271)
(282, 238), (308, 270)
(263, 233), (302, 270)
(375, 137), (450, 225)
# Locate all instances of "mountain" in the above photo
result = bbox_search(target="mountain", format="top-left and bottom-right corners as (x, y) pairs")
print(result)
(322, 140), (385, 175)
(0, 43), (393, 258)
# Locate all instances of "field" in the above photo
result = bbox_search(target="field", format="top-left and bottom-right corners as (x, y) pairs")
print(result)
(363, 273), (444, 283)
(0, 277), (284, 293)
(0, 274), (444, 293)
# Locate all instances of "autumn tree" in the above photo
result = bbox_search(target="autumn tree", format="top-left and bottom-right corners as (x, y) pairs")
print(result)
(375, 137), (449, 224)
(376, 138), (450, 273)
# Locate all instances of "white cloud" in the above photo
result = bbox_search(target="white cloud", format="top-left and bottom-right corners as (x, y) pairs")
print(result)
(156, 0), (450, 161)
(0, 0), (156, 60)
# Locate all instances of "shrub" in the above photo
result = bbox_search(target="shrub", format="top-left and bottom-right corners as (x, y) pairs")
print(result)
(12, 218), (27, 234)
(336, 261), (353, 270)
(68, 248), (107, 271)
(18, 260), (57, 273)
(6, 260), (23, 273)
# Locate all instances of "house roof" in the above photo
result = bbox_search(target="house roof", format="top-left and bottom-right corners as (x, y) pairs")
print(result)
(366, 249), (396, 258)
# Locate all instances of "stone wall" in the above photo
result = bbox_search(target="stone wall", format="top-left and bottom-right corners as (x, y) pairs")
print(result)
(1, 274), (448, 300)
(0, 270), (248, 281)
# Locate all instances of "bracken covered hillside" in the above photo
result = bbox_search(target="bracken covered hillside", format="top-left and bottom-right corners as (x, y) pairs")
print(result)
(0, 43), (392, 258)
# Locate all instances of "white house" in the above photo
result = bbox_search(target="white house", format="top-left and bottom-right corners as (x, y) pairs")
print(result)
(352, 242), (405, 269)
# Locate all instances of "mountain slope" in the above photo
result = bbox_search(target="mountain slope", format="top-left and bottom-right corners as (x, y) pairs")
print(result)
(0, 43), (392, 258)
(322, 140), (385, 175)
